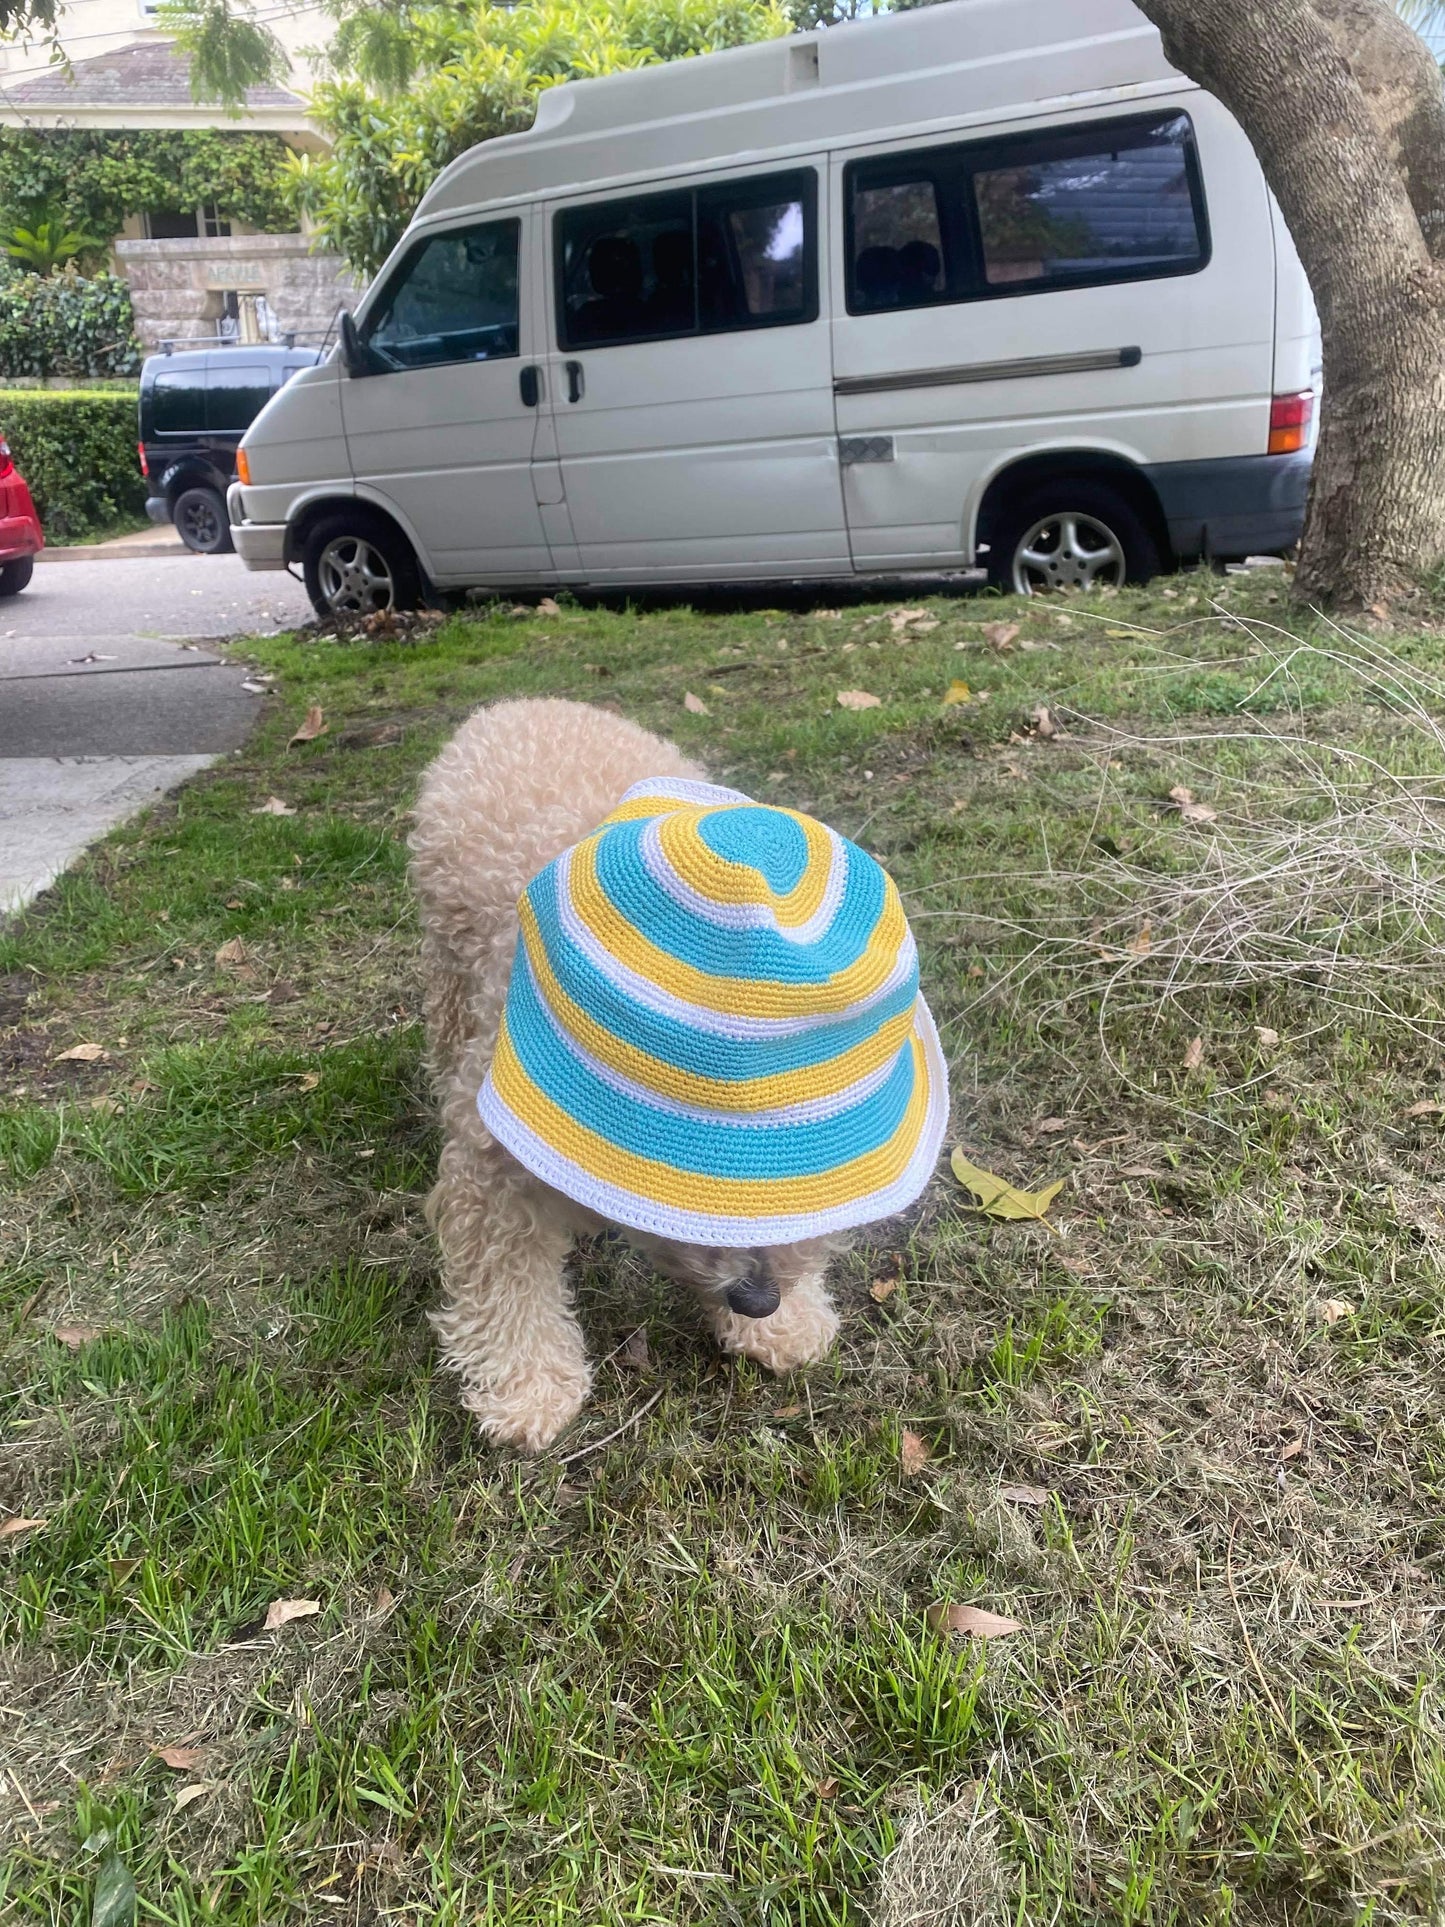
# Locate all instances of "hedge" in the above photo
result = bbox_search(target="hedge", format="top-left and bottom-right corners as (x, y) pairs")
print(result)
(0, 389), (144, 539)
(0, 270), (140, 383)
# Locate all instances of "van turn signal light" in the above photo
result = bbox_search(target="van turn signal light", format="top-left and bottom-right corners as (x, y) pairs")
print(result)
(1268, 391), (1313, 456)
(236, 447), (251, 487)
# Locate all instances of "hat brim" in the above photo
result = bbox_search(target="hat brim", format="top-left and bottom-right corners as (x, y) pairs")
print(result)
(478, 994), (950, 1248)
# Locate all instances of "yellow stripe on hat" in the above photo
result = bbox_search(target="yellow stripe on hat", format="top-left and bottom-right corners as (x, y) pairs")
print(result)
(489, 1014), (933, 1217)
(518, 894), (916, 1111)
(656, 807), (834, 929)
(568, 832), (907, 1020)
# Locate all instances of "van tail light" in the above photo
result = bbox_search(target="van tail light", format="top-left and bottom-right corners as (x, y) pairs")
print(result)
(138, 440), (149, 480)
(1268, 390), (1314, 456)
(236, 447), (251, 487)
(0, 439), (14, 481)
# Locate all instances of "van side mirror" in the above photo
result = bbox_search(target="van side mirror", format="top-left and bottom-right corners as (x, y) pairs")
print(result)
(338, 310), (387, 379)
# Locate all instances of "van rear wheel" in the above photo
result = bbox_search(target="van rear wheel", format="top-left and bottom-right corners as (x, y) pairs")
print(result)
(174, 486), (233, 555)
(302, 512), (421, 620)
(988, 478), (1160, 595)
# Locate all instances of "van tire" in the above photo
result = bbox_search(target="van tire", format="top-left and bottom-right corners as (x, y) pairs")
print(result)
(302, 511), (421, 620)
(174, 486), (234, 555)
(0, 554), (33, 595)
(987, 477), (1161, 595)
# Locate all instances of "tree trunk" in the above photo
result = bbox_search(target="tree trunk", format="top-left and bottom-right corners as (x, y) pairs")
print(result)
(1133, 0), (1445, 609)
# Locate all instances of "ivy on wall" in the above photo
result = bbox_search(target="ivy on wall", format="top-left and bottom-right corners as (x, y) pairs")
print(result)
(0, 129), (294, 246)
(0, 270), (141, 382)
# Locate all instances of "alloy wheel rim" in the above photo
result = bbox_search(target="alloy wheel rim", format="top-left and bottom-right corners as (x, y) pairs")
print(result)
(317, 535), (395, 614)
(1011, 511), (1127, 594)
(182, 498), (222, 549)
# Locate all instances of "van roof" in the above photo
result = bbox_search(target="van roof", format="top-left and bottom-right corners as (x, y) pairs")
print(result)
(416, 0), (1181, 225)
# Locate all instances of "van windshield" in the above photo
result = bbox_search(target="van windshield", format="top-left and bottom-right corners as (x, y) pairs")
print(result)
(366, 220), (521, 370)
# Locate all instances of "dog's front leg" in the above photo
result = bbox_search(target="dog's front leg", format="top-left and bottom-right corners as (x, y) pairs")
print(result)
(427, 1121), (591, 1453)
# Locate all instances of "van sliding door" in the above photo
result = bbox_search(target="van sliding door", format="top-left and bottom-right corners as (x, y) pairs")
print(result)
(543, 160), (846, 583)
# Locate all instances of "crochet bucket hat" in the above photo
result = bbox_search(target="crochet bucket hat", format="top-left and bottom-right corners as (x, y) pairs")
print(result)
(478, 778), (950, 1247)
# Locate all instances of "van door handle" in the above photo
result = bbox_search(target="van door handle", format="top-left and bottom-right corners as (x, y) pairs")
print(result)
(565, 360), (585, 404)
(519, 364), (542, 407)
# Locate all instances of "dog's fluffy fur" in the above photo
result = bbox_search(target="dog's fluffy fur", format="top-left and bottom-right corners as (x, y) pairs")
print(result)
(410, 698), (845, 1453)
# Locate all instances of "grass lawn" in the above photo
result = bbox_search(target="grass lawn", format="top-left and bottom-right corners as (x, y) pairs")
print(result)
(4, 570), (1445, 1925)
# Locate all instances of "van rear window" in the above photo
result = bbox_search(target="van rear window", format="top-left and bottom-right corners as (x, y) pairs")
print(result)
(555, 169), (817, 351)
(845, 111), (1208, 315)
(151, 370), (204, 436)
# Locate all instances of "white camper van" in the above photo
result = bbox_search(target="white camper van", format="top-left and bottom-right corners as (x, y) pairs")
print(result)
(230, 0), (1318, 617)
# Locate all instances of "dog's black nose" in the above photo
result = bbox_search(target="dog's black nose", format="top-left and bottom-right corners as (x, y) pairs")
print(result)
(726, 1256), (780, 1319)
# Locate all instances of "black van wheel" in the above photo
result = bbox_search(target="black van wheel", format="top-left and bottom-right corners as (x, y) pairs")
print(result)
(0, 554), (33, 596)
(988, 478), (1160, 594)
(302, 511), (421, 620)
(174, 486), (233, 555)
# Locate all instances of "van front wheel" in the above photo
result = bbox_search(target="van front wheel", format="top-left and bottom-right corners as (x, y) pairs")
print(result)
(302, 512), (421, 620)
(988, 479), (1160, 595)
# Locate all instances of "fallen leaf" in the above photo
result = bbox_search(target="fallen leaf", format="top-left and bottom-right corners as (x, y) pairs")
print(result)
(108, 1557), (141, 1584)
(155, 1746), (205, 1771)
(618, 1325), (651, 1371)
(1036, 1117), (1069, 1134)
(887, 606), (928, 633)
(950, 1149), (1065, 1227)
(262, 1597), (321, 1631)
(69, 650), (118, 664)
(813, 608), (842, 619)
(999, 1484), (1051, 1507)
(54, 1324), (102, 1349)
(0, 1515), (47, 1540)
(816, 1776), (839, 1799)
(926, 1601), (1024, 1639)
(1279, 1438), (1305, 1462)
(775, 1402), (804, 1419)
(1168, 783), (1217, 824)
(1406, 1099), (1445, 1118)
(982, 622), (1020, 650)
(899, 1428), (930, 1477)
(1183, 1035), (1205, 1073)
(683, 691), (709, 715)
(1256, 1027), (1280, 1048)
(240, 679), (271, 694)
(266, 981), (299, 1006)
(54, 1042), (108, 1063)
(251, 796), (296, 816)
(224, 897), (244, 910)
(869, 1275), (899, 1303)
(1032, 704), (1058, 740)
(90, 1853), (136, 1927)
(537, 596), (561, 615)
(836, 689), (881, 709)
(173, 1783), (211, 1813)
(287, 1071), (320, 1092)
(1320, 1298), (1356, 1325)
(214, 937), (248, 967)
(287, 705), (328, 748)
(372, 1583), (397, 1613)
(1124, 922), (1152, 957)
(942, 680), (972, 706)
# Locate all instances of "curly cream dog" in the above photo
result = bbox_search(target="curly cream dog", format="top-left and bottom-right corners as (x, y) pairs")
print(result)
(410, 698), (948, 1453)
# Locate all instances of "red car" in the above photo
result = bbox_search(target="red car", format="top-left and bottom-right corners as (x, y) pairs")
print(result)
(0, 436), (42, 593)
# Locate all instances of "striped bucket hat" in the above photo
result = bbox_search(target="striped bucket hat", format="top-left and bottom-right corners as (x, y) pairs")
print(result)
(479, 778), (950, 1247)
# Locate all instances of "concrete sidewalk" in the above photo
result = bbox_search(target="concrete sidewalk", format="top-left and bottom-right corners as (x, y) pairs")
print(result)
(1, 550), (309, 914)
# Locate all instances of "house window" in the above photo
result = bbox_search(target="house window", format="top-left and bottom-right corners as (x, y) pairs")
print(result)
(141, 207), (232, 241)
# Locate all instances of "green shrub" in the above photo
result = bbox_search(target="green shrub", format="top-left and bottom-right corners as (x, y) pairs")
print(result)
(0, 269), (140, 382)
(0, 388), (144, 538)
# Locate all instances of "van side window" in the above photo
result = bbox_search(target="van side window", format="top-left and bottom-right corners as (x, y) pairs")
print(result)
(844, 111), (1207, 315)
(205, 363), (271, 432)
(556, 170), (817, 350)
(151, 370), (204, 435)
(974, 117), (1204, 289)
(364, 219), (520, 370)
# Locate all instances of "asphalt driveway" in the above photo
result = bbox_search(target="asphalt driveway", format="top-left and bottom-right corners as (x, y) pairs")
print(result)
(1, 545), (312, 911)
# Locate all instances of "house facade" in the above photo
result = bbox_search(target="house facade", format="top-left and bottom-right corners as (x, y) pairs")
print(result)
(0, 2), (358, 348)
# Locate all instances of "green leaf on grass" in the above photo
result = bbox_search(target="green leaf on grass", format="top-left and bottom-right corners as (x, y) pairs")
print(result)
(92, 1855), (136, 1927)
(950, 1149), (1065, 1228)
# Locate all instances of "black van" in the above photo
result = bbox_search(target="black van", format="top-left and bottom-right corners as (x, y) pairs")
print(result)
(138, 344), (322, 553)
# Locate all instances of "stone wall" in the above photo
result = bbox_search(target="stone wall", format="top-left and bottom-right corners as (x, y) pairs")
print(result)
(115, 233), (360, 351)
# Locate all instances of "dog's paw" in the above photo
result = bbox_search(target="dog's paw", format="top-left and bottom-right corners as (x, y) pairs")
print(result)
(461, 1366), (590, 1454)
(715, 1276), (839, 1374)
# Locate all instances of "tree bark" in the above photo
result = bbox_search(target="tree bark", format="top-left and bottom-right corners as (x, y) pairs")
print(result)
(1133, 0), (1445, 609)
